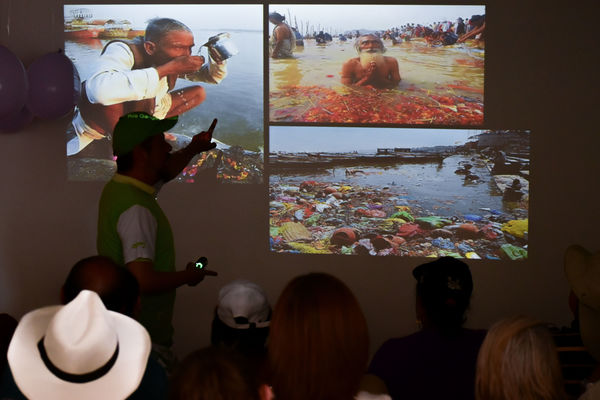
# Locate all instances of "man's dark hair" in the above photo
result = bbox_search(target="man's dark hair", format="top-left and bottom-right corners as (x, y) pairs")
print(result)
(63, 255), (140, 317)
(145, 18), (192, 43)
(268, 12), (285, 24)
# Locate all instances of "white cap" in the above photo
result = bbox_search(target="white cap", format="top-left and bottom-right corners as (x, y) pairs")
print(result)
(217, 280), (271, 329)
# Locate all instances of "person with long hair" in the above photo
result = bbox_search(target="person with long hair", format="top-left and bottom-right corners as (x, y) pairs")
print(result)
(169, 346), (261, 400)
(475, 315), (567, 400)
(267, 272), (389, 400)
(367, 257), (486, 400)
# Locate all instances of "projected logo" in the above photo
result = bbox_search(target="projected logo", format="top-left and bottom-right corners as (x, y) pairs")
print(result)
(269, 128), (530, 260)
(64, 4), (263, 183)
(269, 4), (485, 125)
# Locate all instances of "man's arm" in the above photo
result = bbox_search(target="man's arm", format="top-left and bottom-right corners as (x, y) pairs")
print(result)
(341, 59), (375, 87)
(271, 26), (284, 59)
(385, 57), (401, 88)
(86, 43), (207, 105)
(127, 260), (216, 294)
(341, 59), (360, 85)
(154, 55), (206, 80)
(161, 119), (218, 181)
(85, 42), (163, 105)
(457, 22), (485, 43)
(116, 205), (217, 295)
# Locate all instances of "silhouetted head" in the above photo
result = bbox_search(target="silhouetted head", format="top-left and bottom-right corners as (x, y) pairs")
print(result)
(62, 255), (140, 317)
(413, 256), (473, 334)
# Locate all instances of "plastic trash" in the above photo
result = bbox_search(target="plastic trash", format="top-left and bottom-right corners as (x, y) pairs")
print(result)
(432, 238), (455, 250)
(501, 219), (528, 239)
(501, 244), (528, 260)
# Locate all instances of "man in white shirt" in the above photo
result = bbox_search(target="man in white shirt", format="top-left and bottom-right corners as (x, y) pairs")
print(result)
(68, 17), (227, 156)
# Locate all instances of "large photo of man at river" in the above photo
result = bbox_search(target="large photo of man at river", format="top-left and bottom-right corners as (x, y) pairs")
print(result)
(65, 4), (263, 183)
(269, 5), (485, 125)
(269, 128), (529, 260)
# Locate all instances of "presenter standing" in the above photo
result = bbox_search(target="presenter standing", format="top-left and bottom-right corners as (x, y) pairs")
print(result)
(97, 112), (218, 371)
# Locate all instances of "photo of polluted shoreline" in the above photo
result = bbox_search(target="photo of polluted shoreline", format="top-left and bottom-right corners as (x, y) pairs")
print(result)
(269, 128), (529, 260)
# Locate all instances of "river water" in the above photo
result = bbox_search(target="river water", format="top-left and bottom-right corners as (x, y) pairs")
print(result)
(270, 153), (508, 218)
(269, 37), (484, 125)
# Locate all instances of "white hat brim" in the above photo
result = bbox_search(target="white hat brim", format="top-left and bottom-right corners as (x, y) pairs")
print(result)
(8, 305), (150, 400)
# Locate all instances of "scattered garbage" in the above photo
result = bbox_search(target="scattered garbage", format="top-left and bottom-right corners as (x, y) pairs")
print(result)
(270, 179), (528, 259)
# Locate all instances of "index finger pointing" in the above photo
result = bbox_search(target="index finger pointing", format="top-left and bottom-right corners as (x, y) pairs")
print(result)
(207, 118), (218, 134)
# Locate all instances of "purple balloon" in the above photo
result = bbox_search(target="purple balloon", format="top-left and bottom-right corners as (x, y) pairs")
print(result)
(27, 51), (81, 120)
(0, 46), (28, 119)
(0, 105), (33, 133)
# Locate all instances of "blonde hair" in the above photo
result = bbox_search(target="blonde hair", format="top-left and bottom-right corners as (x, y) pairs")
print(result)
(475, 316), (566, 400)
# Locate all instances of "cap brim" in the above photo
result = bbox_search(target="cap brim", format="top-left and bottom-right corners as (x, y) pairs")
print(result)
(152, 117), (178, 135)
(8, 305), (151, 400)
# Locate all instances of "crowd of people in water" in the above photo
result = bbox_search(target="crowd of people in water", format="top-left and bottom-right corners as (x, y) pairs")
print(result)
(382, 14), (486, 46)
(272, 13), (486, 51)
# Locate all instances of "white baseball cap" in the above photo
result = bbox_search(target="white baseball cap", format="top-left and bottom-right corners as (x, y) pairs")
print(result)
(217, 280), (271, 329)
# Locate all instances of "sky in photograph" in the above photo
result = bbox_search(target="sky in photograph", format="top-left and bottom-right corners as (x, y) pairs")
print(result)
(65, 4), (262, 31)
(270, 126), (482, 153)
(269, 4), (485, 33)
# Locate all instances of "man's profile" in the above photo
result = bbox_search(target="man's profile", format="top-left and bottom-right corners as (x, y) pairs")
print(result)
(341, 34), (401, 89)
(68, 17), (227, 156)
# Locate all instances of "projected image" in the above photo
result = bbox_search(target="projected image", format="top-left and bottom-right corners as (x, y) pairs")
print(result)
(269, 5), (485, 125)
(269, 127), (529, 259)
(65, 4), (263, 183)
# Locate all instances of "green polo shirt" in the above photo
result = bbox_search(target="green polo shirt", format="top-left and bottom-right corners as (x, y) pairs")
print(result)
(97, 174), (175, 346)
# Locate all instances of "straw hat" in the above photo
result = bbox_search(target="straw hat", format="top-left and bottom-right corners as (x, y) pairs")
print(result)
(7, 290), (150, 400)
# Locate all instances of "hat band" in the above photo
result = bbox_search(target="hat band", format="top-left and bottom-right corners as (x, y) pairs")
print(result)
(37, 338), (120, 384)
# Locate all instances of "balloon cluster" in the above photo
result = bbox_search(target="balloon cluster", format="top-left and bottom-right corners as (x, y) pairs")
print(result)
(0, 46), (81, 133)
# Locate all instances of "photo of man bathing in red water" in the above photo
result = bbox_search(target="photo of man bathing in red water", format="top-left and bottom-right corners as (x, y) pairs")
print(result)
(341, 34), (401, 89)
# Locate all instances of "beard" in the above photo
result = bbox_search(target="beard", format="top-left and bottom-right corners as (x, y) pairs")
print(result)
(359, 49), (384, 68)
